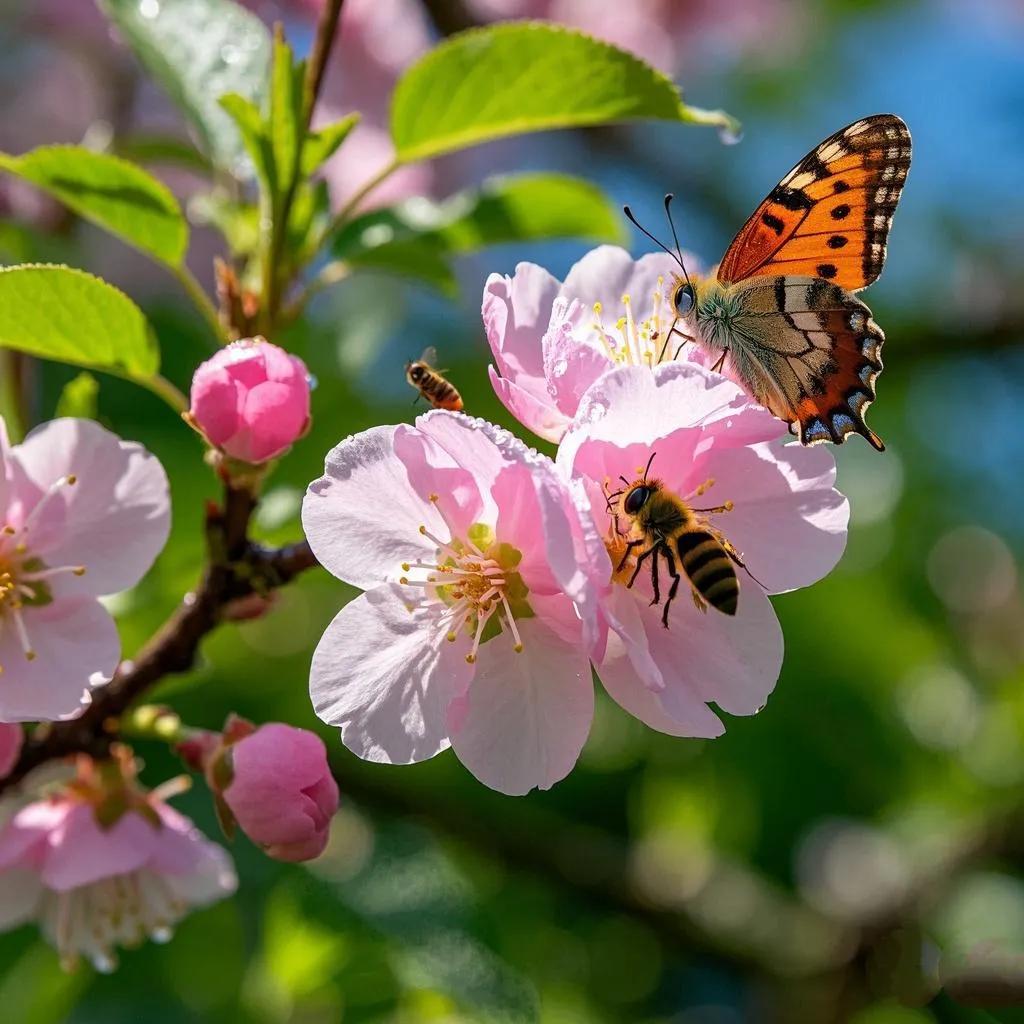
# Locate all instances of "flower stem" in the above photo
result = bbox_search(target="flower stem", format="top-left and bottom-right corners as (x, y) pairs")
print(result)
(139, 373), (189, 415)
(321, 158), (400, 241)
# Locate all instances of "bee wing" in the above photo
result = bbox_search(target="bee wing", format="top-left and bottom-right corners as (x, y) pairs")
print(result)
(418, 345), (439, 367)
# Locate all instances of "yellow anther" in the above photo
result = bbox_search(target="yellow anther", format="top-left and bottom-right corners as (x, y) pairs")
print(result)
(66, 475), (77, 485)
(25, 650), (36, 662)
(514, 643), (524, 653)
(399, 576), (410, 586)
(73, 566), (86, 576)
(418, 525), (427, 535)
(446, 632), (457, 643)
(401, 563), (411, 572)
(723, 500), (734, 512)
(429, 493), (439, 503)
(621, 294), (631, 305)
(593, 301), (602, 315)
(2, 526), (15, 536)
(465, 653), (476, 664)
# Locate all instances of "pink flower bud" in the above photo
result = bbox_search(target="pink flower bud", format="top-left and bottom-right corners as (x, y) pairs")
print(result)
(222, 723), (338, 862)
(189, 338), (311, 465)
(0, 723), (23, 779)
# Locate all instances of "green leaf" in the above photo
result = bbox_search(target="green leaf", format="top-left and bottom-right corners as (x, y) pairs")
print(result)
(99, 0), (271, 177)
(219, 93), (273, 191)
(390, 22), (740, 162)
(269, 34), (304, 206)
(0, 146), (188, 267)
(0, 265), (158, 378)
(301, 113), (360, 177)
(55, 372), (100, 420)
(333, 174), (623, 293)
(190, 191), (260, 257)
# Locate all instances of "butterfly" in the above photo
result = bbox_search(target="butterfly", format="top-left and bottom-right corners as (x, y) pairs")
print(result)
(635, 114), (911, 450)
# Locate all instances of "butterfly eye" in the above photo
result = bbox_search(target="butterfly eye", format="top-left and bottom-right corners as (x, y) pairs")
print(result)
(673, 283), (695, 314)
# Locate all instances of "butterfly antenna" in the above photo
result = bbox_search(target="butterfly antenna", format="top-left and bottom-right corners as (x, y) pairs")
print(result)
(622, 205), (686, 274)
(663, 194), (693, 290)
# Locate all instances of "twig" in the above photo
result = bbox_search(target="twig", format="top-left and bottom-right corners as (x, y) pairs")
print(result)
(0, 485), (318, 791)
(303, 0), (346, 131)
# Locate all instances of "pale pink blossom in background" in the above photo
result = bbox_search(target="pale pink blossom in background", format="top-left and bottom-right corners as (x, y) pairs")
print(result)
(303, 411), (600, 795)
(0, 418), (170, 723)
(0, 724), (22, 779)
(189, 338), (312, 465)
(221, 722), (339, 862)
(0, 780), (236, 971)
(486, 246), (709, 443)
(557, 362), (849, 738)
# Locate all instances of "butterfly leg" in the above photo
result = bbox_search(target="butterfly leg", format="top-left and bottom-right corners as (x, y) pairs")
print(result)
(661, 545), (682, 628)
(711, 351), (727, 374)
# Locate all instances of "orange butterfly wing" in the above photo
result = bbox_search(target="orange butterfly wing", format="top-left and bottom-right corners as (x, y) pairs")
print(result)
(717, 114), (911, 291)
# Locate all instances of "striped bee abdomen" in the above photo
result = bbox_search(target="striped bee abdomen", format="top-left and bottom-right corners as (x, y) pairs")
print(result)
(675, 530), (739, 615)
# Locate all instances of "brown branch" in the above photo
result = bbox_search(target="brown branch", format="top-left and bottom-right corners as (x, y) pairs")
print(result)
(1, 483), (318, 791)
(303, 0), (346, 130)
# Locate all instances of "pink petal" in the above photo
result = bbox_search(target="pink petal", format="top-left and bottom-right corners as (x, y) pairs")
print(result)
(638, 582), (783, 723)
(302, 425), (443, 591)
(541, 316), (613, 419)
(482, 264), (560, 384)
(40, 804), (159, 891)
(147, 804), (212, 875)
(0, 416), (13, 515)
(488, 366), (570, 444)
(11, 418), (170, 596)
(0, 598), (120, 722)
(560, 247), (681, 314)
(448, 618), (593, 795)
(393, 419), (486, 538)
(310, 585), (473, 765)
(704, 442), (848, 594)
(234, 380), (310, 463)
(189, 365), (243, 446)
(0, 724), (23, 778)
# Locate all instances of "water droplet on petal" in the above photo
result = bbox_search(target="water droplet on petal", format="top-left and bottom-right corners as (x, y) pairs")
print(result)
(306, 373), (319, 392)
(585, 400), (608, 423)
(220, 43), (242, 65)
(552, 358), (568, 378)
(151, 926), (174, 944)
(719, 125), (744, 146)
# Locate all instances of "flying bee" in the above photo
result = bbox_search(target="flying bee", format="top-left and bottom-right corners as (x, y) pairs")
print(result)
(606, 453), (747, 625)
(405, 347), (463, 411)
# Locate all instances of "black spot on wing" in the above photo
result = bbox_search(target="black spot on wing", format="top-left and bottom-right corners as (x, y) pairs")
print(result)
(831, 204), (851, 220)
(816, 263), (838, 280)
(827, 235), (848, 249)
(761, 212), (785, 235)
(770, 185), (814, 211)
(833, 180), (851, 193)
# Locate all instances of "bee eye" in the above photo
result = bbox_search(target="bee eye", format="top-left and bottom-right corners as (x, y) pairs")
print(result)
(673, 283), (695, 314)
(624, 486), (651, 515)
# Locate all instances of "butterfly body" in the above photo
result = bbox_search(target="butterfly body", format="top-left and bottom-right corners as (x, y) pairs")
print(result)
(669, 114), (910, 450)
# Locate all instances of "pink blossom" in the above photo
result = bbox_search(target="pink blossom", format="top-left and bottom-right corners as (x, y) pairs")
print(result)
(486, 245), (715, 443)
(219, 722), (339, 862)
(557, 362), (849, 738)
(303, 411), (600, 795)
(0, 418), (170, 722)
(188, 338), (311, 465)
(0, 773), (235, 972)
(0, 724), (22, 778)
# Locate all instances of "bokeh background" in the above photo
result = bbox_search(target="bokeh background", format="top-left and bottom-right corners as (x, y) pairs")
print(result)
(0, 0), (1023, 1021)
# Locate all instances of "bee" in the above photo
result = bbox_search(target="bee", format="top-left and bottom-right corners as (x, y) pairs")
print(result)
(405, 347), (463, 411)
(607, 453), (746, 625)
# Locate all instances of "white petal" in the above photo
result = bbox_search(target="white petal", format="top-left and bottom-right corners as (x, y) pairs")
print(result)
(11, 418), (170, 595)
(448, 618), (594, 795)
(302, 425), (441, 590)
(0, 598), (120, 722)
(310, 585), (473, 765)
